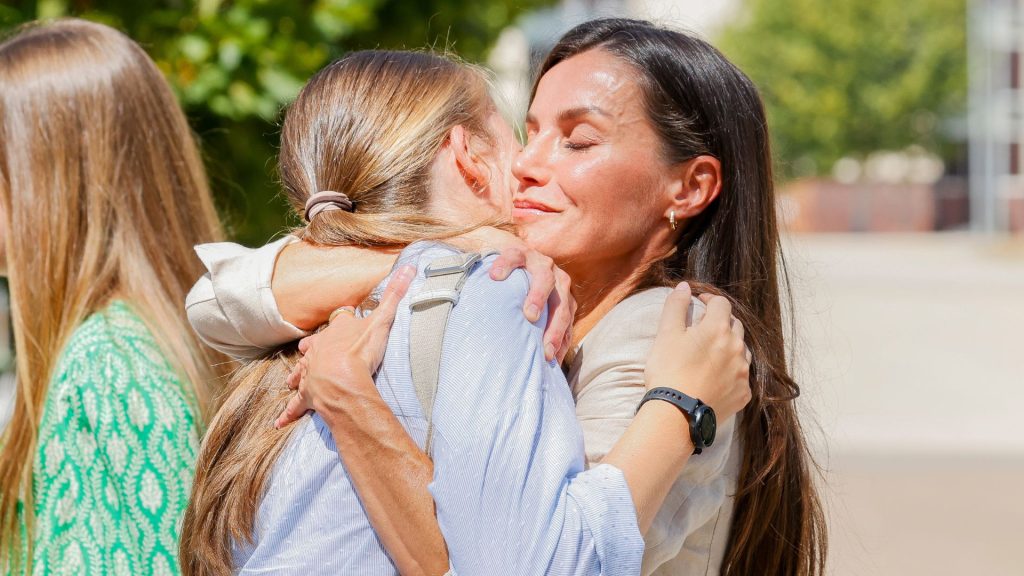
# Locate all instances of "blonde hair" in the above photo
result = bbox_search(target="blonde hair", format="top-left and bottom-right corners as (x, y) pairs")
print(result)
(180, 50), (499, 576)
(0, 19), (229, 571)
(280, 50), (497, 246)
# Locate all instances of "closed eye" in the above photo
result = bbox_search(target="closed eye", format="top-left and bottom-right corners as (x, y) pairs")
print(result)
(564, 141), (595, 151)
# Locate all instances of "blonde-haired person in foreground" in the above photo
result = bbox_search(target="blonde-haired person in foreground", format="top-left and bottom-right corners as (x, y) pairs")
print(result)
(180, 49), (750, 575)
(0, 19), (229, 575)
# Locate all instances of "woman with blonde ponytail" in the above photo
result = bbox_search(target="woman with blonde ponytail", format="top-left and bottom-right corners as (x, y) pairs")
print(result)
(181, 49), (751, 575)
(0, 19), (229, 575)
(189, 18), (827, 576)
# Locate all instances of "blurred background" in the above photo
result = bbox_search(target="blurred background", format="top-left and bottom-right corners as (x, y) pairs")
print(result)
(0, 0), (1021, 573)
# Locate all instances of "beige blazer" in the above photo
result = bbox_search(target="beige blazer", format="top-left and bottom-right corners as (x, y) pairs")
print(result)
(568, 287), (741, 576)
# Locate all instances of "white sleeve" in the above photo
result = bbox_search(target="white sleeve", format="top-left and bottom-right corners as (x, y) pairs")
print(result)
(185, 235), (309, 359)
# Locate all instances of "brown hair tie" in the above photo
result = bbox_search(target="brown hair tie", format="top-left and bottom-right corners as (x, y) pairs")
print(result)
(304, 191), (354, 221)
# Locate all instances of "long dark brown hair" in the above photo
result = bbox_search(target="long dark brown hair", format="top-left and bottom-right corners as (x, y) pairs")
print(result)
(534, 18), (827, 575)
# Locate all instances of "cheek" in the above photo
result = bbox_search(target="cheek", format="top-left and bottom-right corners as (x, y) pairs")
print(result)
(521, 161), (664, 262)
(567, 153), (664, 228)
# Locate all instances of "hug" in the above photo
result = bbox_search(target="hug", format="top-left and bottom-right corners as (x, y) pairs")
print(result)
(0, 16), (826, 576)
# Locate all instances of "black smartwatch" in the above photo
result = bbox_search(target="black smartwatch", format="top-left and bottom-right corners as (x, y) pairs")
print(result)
(637, 387), (717, 454)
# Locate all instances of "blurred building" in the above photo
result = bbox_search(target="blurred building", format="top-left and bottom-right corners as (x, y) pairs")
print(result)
(969, 0), (1024, 233)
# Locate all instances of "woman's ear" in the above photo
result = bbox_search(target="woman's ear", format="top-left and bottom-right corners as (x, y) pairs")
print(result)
(449, 125), (488, 193)
(666, 155), (722, 221)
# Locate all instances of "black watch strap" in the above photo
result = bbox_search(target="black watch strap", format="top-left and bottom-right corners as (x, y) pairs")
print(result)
(636, 387), (705, 454)
(637, 387), (700, 414)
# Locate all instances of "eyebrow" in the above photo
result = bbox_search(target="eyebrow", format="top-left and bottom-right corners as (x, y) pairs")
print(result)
(525, 106), (612, 125)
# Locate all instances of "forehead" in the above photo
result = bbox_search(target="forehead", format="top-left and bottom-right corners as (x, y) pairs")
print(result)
(531, 48), (642, 117)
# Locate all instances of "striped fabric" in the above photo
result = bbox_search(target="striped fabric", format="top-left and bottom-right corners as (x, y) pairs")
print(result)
(233, 242), (644, 575)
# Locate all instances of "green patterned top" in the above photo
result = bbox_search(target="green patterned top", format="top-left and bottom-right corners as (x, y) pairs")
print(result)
(18, 300), (199, 576)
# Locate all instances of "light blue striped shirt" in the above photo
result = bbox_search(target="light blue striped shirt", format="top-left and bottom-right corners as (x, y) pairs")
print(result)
(233, 242), (644, 575)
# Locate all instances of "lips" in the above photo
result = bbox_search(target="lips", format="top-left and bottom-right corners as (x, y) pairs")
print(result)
(512, 199), (559, 213)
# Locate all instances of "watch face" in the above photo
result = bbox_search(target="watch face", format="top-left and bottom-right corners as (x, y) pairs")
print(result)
(698, 408), (717, 447)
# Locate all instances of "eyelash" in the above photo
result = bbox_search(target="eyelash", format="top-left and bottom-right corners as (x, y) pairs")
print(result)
(564, 141), (594, 151)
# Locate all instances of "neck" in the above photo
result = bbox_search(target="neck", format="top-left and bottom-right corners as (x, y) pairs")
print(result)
(565, 246), (665, 348)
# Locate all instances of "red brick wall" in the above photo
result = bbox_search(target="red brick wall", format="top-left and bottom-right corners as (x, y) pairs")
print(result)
(1010, 197), (1024, 233)
(778, 179), (968, 232)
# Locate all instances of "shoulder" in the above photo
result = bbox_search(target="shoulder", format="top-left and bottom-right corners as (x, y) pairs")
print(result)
(50, 302), (193, 424)
(603, 287), (674, 328)
(37, 302), (200, 481)
(571, 288), (707, 391)
(579, 288), (672, 361)
(421, 245), (559, 427)
(397, 240), (530, 317)
(583, 287), (708, 353)
(55, 301), (175, 384)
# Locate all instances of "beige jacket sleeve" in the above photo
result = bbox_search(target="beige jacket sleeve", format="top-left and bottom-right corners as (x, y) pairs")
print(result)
(567, 287), (740, 576)
(185, 235), (309, 359)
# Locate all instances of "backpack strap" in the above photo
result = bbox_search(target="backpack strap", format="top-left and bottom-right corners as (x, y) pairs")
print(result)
(408, 251), (483, 455)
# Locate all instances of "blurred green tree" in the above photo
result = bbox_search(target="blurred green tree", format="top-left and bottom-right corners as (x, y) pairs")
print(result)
(718, 0), (967, 179)
(0, 0), (552, 243)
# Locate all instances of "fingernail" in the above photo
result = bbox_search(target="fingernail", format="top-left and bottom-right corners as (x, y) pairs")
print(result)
(544, 343), (556, 360)
(397, 265), (416, 281)
(525, 304), (540, 322)
(676, 281), (690, 291)
(491, 265), (505, 278)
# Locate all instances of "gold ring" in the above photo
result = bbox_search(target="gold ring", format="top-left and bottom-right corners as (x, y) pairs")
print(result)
(329, 306), (357, 322)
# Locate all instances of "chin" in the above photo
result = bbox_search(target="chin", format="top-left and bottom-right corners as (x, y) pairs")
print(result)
(519, 227), (568, 260)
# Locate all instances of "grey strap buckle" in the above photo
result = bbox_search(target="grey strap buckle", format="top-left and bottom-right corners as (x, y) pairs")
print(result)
(424, 252), (482, 278)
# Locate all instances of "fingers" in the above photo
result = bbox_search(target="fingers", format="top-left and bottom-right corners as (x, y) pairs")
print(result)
(274, 391), (312, 429)
(699, 293), (733, 328)
(490, 246), (526, 281)
(372, 265), (416, 327)
(658, 282), (693, 337)
(328, 306), (357, 324)
(730, 316), (753, 366)
(349, 264), (415, 372)
(554, 275), (577, 363)
(491, 246), (558, 324)
(298, 334), (315, 355)
(730, 314), (746, 345)
(522, 253), (555, 324)
(542, 269), (573, 361)
(555, 323), (573, 363)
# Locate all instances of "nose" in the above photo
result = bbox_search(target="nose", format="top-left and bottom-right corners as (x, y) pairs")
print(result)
(512, 136), (551, 188)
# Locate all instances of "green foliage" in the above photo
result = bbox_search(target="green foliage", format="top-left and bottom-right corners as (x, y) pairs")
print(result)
(0, 0), (553, 243)
(718, 0), (967, 179)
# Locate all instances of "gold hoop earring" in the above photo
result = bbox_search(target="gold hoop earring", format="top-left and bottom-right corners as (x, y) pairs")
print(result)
(668, 210), (677, 231)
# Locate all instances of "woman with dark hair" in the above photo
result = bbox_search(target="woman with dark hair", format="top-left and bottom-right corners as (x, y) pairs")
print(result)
(182, 48), (750, 576)
(512, 19), (828, 574)
(188, 18), (826, 575)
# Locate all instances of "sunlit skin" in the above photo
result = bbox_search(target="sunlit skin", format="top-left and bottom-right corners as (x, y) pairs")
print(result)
(428, 110), (520, 223)
(273, 47), (747, 574)
(513, 48), (722, 343)
(275, 50), (722, 350)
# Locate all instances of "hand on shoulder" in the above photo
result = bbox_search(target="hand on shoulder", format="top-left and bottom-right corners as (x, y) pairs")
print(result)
(643, 282), (752, 423)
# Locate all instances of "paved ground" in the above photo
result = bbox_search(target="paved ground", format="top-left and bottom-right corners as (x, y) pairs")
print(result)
(785, 233), (1024, 575)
